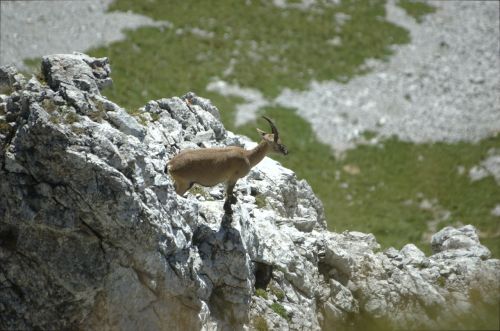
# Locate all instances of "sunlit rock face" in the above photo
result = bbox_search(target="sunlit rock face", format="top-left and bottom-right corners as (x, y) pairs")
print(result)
(0, 53), (498, 331)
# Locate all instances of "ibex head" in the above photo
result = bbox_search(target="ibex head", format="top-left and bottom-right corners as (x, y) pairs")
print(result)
(257, 116), (288, 156)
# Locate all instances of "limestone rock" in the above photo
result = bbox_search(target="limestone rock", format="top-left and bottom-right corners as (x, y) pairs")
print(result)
(0, 54), (498, 331)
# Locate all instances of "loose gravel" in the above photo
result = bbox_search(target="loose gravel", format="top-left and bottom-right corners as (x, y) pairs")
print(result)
(0, 0), (169, 70)
(275, 0), (500, 152)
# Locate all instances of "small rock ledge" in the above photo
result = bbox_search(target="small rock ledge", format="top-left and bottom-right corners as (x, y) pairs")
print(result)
(0, 53), (498, 330)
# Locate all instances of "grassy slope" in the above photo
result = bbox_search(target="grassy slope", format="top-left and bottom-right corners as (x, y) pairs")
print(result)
(84, 0), (499, 258)
(94, 0), (409, 108)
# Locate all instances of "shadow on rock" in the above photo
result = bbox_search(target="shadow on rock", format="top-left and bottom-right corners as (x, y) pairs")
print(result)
(193, 214), (253, 330)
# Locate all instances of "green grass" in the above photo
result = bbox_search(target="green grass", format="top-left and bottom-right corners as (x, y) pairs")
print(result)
(188, 185), (210, 199)
(255, 194), (267, 209)
(269, 285), (285, 301)
(252, 316), (269, 331)
(255, 288), (268, 300)
(91, 0), (409, 112)
(398, 0), (436, 23)
(270, 302), (289, 320)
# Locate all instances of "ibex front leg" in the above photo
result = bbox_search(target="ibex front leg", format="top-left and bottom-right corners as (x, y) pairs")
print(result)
(223, 181), (237, 214)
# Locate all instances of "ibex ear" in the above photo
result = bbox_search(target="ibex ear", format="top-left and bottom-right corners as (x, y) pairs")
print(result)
(256, 128), (267, 136)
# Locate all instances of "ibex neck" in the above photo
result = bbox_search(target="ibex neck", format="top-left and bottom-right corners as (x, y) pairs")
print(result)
(248, 140), (270, 167)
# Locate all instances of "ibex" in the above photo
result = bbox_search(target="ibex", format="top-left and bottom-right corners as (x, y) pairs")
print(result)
(166, 116), (288, 214)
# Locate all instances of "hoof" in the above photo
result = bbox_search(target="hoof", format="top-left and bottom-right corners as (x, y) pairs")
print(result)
(223, 201), (233, 214)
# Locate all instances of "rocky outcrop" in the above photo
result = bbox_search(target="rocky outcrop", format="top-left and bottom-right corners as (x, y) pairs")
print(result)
(0, 53), (498, 331)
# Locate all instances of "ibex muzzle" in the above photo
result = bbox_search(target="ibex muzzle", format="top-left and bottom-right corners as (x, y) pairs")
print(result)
(166, 116), (288, 214)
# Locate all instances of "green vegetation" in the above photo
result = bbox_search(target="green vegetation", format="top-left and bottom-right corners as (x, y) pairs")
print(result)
(42, 98), (57, 113)
(70, 126), (86, 135)
(269, 285), (285, 301)
(150, 112), (160, 122)
(41, 98), (83, 126)
(255, 288), (268, 300)
(87, 99), (107, 123)
(189, 185), (211, 199)
(23, 58), (48, 86)
(270, 302), (289, 320)
(437, 276), (446, 287)
(49, 113), (61, 125)
(65, 112), (80, 124)
(92, 0), (409, 113)
(80, 0), (499, 259)
(252, 316), (269, 331)
(398, 0), (436, 23)
(255, 194), (267, 209)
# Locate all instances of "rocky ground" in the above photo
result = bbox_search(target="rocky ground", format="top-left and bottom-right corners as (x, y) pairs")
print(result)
(0, 0), (169, 70)
(1, 54), (499, 330)
(276, 0), (500, 152)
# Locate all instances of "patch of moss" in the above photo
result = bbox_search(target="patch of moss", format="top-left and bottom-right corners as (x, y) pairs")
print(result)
(70, 126), (86, 135)
(252, 316), (269, 331)
(49, 113), (61, 124)
(397, 0), (436, 23)
(255, 194), (267, 209)
(150, 112), (160, 122)
(127, 108), (142, 117)
(87, 111), (105, 123)
(87, 99), (107, 123)
(138, 116), (148, 126)
(270, 302), (289, 320)
(255, 288), (268, 300)
(189, 185), (210, 199)
(126, 108), (149, 126)
(42, 98), (57, 113)
(65, 112), (80, 124)
(270, 286), (285, 301)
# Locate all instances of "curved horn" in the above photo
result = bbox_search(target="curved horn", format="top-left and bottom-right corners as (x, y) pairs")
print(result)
(262, 116), (279, 142)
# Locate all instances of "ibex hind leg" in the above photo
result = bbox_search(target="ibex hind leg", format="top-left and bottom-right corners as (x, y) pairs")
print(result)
(226, 182), (237, 204)
(223, 182), (238, 214)
(223, 200), (233, 215)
